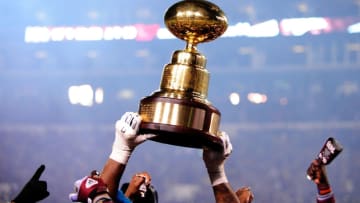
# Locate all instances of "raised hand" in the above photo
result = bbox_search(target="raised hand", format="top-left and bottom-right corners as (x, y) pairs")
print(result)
(110, 112), (156, 164)
(203, 131), (233, 186)
(12, 165), (49, 203)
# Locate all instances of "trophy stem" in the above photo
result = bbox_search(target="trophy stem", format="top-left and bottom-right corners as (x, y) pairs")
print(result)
(186, 42), (197, 52)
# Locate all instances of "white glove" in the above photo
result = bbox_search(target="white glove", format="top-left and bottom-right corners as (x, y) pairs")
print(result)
(109, 112), (156, 164)
(203, 131), (233, 186)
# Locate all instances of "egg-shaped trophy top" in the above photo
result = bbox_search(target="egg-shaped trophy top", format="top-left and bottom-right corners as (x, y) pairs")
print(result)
(164, 0), (228, 52)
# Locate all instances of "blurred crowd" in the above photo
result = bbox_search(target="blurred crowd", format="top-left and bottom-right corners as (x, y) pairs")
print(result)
(1, 123), (358, 202)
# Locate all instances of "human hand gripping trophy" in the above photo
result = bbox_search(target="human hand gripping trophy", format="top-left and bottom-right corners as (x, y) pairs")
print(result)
(138, 0), (228, 150)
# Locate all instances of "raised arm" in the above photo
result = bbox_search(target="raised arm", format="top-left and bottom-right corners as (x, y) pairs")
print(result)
(100, 112), (156, 199)
(203, 131), (241, 203)
(307, 159), (335, 203)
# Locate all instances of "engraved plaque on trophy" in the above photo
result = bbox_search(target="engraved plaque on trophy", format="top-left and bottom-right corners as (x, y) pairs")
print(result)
(138, 0), (228, 149)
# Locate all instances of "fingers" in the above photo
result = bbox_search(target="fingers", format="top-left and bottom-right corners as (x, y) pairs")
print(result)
(142, 133), (157, 140)
(69, 193), (79, 202)
(126, 172), (151, 197)
(134, 133), (157, 144)
(117, 112), (157, 143)
(219, 131), (233, 156)
(306, 162), (317, 181)
(135, 172), (151, 185)
(31, 164), (45, 181)
(306, 159), (326, 184)
(73, 176), (87, 191)
(306, 174), (313, 181)
(37, 180), (48, 190)
(125, 113), (141, 130)
(119, 112), (141, 131)
(116, 112), (143, 138)
(37, 180), (50, 198)
(90, 170), (100, 177)
(236, 186), (254, 203)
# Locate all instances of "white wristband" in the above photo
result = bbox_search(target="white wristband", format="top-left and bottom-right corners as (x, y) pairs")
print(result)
(208, 170), (228, 186)
(109, 147), (132, 164)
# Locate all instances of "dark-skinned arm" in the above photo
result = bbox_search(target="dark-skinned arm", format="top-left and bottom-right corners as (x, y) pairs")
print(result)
(203, 131), (241, 203)
(212, 183), (240, 203)
(101, 159), (127, 199)
(100, 112), (156, 200)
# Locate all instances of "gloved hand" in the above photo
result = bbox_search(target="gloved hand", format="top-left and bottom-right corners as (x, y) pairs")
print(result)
(203, 131), (233, 186)
(109, 112), (156, 164)
(307, 159), (330, 185)
(12, 164), (49, 203)
(69, 170), (113, 203)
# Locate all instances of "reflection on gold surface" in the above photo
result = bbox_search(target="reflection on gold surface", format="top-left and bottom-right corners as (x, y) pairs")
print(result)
(165, 0), (228, 49)
(138, 0), (227, 149)
(142, 101), (206, 130)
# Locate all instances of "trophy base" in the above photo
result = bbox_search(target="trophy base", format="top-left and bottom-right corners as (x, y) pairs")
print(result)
(138, 95), (223, 150)
(139, 122), (223, 150)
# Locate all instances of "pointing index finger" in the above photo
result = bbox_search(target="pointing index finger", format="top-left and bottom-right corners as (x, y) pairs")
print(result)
(31, 164), (45, 181)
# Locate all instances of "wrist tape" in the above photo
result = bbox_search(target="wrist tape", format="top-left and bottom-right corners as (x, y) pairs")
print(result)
(109, 146), (132, 164)
(207, 167), (228, 186)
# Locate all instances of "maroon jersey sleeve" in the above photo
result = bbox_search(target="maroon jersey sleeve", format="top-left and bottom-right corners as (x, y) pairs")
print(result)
(317, 192), (335, 203)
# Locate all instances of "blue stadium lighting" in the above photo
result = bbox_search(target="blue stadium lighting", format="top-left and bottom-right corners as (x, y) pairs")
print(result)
(24, 17), (360, 43)
(348, 22), (360, 33)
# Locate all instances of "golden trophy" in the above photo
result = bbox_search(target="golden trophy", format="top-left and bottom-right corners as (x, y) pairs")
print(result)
(138, 0), (228, 149)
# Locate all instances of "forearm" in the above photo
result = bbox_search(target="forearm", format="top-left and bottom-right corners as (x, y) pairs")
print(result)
(212, 183), (240, 203)
(101, 158), (126, 199)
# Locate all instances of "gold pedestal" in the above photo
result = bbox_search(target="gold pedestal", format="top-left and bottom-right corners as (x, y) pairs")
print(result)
(138, 0), (228, 149)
